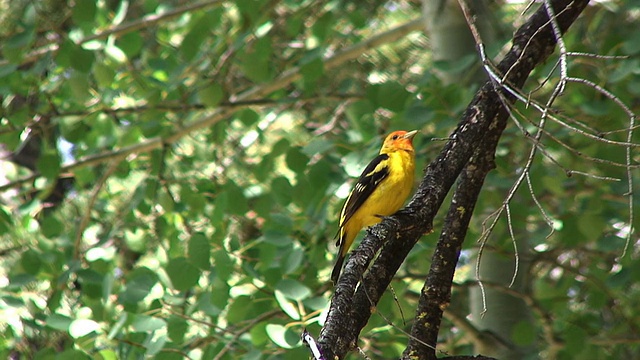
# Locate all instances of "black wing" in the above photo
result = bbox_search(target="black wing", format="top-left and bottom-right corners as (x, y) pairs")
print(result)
(339, 153), (390, 229)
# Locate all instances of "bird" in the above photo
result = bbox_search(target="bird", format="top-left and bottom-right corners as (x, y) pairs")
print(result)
(331, 130), (418, 283)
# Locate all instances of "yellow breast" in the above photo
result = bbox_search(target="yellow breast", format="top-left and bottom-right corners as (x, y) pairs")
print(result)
(358, 150), (415, 228)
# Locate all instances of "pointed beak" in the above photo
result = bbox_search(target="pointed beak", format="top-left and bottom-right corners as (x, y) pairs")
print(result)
(402, 130), (418, 140)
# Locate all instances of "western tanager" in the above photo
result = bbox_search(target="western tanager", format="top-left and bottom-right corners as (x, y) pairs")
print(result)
(331, 130), (418, 283)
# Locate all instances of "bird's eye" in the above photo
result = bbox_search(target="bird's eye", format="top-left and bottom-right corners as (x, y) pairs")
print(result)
(392, 135), (399, 140)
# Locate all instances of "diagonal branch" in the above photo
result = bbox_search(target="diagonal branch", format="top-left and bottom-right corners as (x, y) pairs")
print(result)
(318, 0), (590, 358)
(403, 102), (508, 359)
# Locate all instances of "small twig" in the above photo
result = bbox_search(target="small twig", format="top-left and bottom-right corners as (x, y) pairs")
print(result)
(116, 338), (192, 359)
(359, 275), (438, 352)
(544, 0), (568, 95)
(566, 52), (629, 59)
(504, 205), (520, 288)
(302, 329), (325, 360)
(210, 310), (281, 359)
(525, 174), (556, 239)
(74, 160), (122, 260)
(389, 285), (407, 326)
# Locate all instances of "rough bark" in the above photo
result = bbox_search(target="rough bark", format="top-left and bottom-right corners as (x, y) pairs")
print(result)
(318, 0), (591, 358)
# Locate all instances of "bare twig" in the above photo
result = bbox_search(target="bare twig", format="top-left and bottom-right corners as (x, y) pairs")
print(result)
(74, 160), (121, 260)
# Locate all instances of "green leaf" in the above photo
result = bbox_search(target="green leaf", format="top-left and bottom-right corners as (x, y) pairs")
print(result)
(300, 55), (324, 91)
(181, 10), (221, 61)
(105, 44), (127, 63)
(265, 324), (300, 349)
(69, 319), (101, 338)
(404, 104), (435, 126)
(275, 279), (311, 301)
(72, 0), (96, 24)
(55, 349), (91, 360)
(145, 333), (168, 356)
(68, 71), (91, 102)
(188, 233), (211, 270)
(285, 147), (309, 173)
(167, 316), (188, 343)
(197, 290), (223, 316)
(107, 313), (128, 340)
(4, 28), (34, 62)
(70, 46), (95, 73)
(271, 176), (293, 205)
(93, 61), (116, 88)
(77, 269), (105, 299)
(511, 320), (536, 346)
(272, 138), (290, 156)
(166, 257), (200, 291)
(225, 181), (249, 215)
(282, 246), (304, 274)
(0, 63), (18, 78)
(622, 31), (640, 55)
(45, 313), (73, 331)
(119, 267), (159, 305)
(261, 230), (294, 247)
(312, 12), (334, 41)
(227, 296), (255, 323)
(40, 215), (64, 239)
(302, 296), (329, 311)
(235, 0), (264, 25)
(20, 249), (41, 275)
(302, 138), (334, 156)
(576, 213), (605, 242)
(238, 108), (259, 127)
(131, 315), (167, 332)
(117, 32), (143, 58)
(250, 322), (269, 346)
(96, 350), (118, 360)
(563, 323), (587, 354)
(0, 206), (11, 234)
(240, 37), (273, 83)
(85, 247), (115, 262)
(254, 157), (274, 182)
(433, 54), (476, 74)
(368, 81), (411, 112)
(6, 28), (34, 49)
(124, 229), (147, 253)
(199, 83), (224, 108)
(36, 152), (61, 180)
(213, 249), (233, 282)
(274, 290), (300, 320)
(345, 100), (375, 128)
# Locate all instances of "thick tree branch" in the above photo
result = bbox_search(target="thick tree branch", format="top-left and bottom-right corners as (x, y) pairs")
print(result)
(403, 107), (508, 359)
(318, 0), (590, 358)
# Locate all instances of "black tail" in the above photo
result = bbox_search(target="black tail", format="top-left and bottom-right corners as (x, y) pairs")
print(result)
(331, 254), (345, 284)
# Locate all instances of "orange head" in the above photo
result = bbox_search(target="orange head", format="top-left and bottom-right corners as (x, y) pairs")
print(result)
(380, 130), (418, 154)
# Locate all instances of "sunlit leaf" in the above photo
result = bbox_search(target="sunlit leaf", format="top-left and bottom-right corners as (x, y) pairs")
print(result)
(131, 315), (167, 333)
(45, 313), (73, 331)
(69, 319), (101, 338)
(274, 290), (300, 320)
(265, 324), (300, 349)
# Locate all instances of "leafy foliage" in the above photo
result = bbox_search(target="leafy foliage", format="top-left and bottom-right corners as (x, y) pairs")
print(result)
(0, 0), (638, 359)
